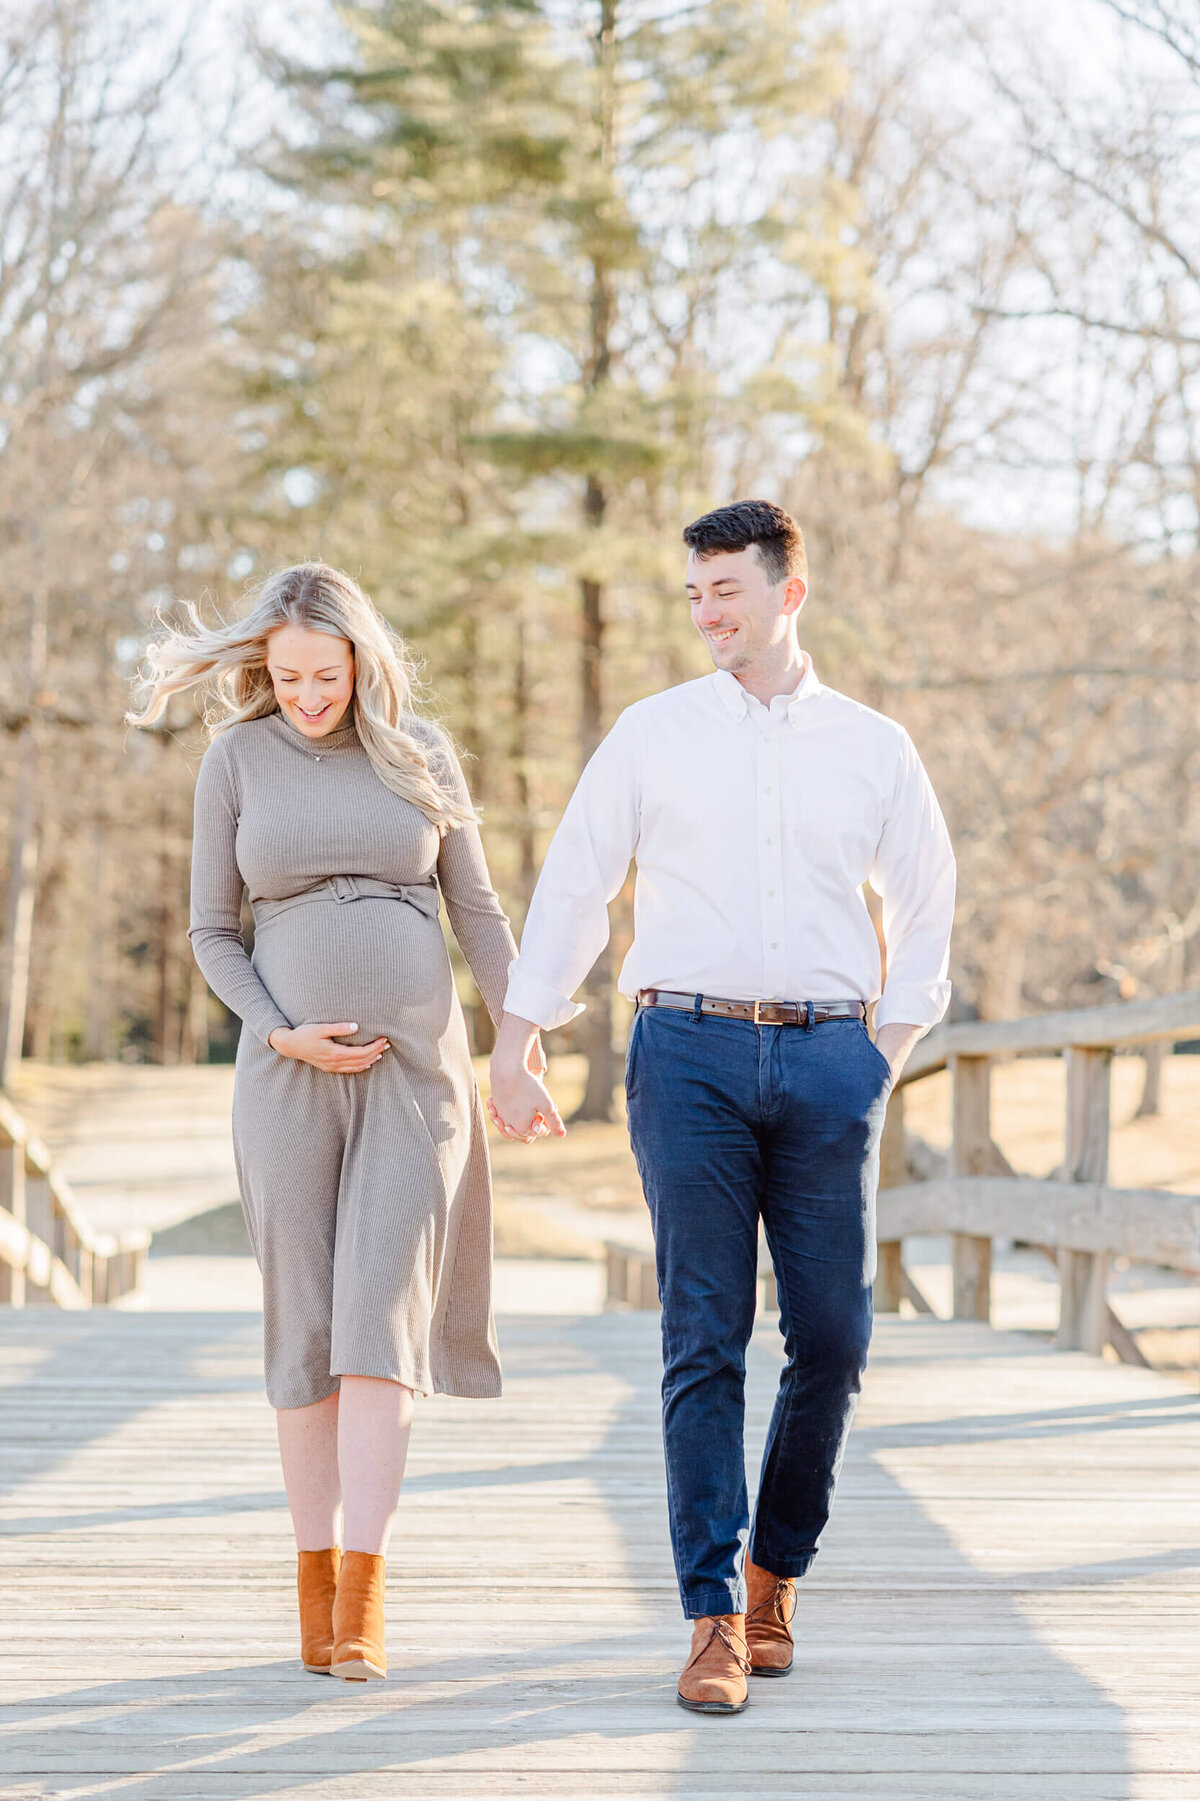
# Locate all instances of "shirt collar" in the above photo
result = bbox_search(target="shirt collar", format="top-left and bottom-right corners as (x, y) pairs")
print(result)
(711, 655), (822, 724)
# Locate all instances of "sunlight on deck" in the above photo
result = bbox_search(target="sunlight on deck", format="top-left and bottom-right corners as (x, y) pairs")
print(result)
(3, 1307), (1198, 1798)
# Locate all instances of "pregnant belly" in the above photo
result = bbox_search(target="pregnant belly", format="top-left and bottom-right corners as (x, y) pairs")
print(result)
(251, 897), (453, 1043)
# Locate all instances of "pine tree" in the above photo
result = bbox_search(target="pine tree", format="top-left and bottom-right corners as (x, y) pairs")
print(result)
(255, 0), (868, 1111)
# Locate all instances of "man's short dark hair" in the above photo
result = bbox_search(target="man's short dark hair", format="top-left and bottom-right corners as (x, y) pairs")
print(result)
(681, 500), (807, 587)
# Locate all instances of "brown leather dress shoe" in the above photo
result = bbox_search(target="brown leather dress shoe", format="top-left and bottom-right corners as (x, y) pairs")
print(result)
(744, 1555), (797, 1677)
(297, 1547), (341, 1674)
(331, 1550), (388, 1681)
(676, 1613), (751, 1714)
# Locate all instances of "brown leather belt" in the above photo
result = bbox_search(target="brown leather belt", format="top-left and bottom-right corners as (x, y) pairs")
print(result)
(636, 989), (867, 1028)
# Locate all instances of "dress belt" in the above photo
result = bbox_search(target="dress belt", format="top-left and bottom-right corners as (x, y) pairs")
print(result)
(636, 989), (867, 1028)
(253, 875), (441, 926)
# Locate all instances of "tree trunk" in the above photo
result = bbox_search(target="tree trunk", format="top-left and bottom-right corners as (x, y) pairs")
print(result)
(458, 607), (484, 792)
(571, 486), (618, 1121)
(183, 958), (210, 1066)
(571, 5), (619, 1121)
(83, 769), (111, 1062)
(455, 553), (490, 1039)
(512, 613), (537, 912)
(0, 728), (39, 1090)
(156, 784), (181, 1066)
(978, 897), (1031, 1021)
(573, 944), (617, 1120)
(0, 583), (47, 1090)
(463, 991), (496, 1056)
(1133, 1041), (1164, 1119)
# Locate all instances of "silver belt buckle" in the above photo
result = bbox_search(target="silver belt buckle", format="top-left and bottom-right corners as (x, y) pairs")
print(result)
(753, 999), (763, 1025)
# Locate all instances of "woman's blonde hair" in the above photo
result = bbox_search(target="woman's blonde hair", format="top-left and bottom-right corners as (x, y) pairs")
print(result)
(127, 562), (474, 834)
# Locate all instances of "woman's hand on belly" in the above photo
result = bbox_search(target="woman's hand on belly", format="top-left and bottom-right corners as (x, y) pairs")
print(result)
(267, 1021), (390, 1072)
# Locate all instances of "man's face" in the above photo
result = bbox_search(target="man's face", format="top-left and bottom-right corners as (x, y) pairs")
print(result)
(685, 545), (805, 674)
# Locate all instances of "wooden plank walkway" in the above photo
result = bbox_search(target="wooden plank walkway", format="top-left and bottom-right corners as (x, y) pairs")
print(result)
(2, 1306), (1198, 1799)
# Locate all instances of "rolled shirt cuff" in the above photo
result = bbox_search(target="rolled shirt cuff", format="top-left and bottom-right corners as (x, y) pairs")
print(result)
(874, 980), (951, 1035)
(502, 967), (587, 1032)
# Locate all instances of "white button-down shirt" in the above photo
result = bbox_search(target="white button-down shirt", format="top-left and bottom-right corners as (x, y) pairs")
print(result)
(504, 660), (956, 1033)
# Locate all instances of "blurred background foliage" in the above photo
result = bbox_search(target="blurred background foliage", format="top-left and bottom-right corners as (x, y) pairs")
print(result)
(1, 0), (1198, 1117)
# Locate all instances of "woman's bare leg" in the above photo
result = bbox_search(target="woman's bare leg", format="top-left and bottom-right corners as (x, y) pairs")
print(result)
(276, 1390), (342, 1550)
(337, 1375), (415, 1555)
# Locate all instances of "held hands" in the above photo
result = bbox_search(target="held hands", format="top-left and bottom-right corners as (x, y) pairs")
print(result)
(267, 1022), (389, 1073)
(488, 1013), (566, 1144)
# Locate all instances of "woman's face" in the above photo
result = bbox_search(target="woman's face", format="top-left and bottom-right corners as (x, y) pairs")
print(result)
(265, 625), (355, 738)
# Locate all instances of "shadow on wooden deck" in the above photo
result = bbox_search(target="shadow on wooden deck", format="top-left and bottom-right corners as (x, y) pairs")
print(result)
(2, 1308), (1197, 1797)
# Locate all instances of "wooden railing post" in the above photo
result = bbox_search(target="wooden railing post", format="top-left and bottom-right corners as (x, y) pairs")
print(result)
(605, 1243), (629, 1306)
(0, 1138), (26, 1308)
(77, 1244), (93, 1306)
(951, 1055), (992, 1321)
(605, 1243), (659, 1311)
(23, 1160), (50, 1300)
(1058, 1046), (1112, 1353)
(0, 1100), (144, 1311)
(874, 1087), (906, 1312)
(874, 1240), (903, 1313)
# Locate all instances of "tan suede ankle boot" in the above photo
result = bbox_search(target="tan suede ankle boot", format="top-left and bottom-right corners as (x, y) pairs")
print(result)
(331, 1550), (388, 1680)
(676, 1614), (751, 1714)
(745, 1555), (797, 1676)
(297, 1547), (342, 1674)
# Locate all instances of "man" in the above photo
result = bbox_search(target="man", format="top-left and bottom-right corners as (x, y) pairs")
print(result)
(489, 500), (955, 1714)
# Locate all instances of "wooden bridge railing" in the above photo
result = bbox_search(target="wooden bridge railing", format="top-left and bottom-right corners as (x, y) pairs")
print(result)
(876, 990), (1200, 1358)
(0, 1092), (148, 1308)
(604, 990), (1200, 1363)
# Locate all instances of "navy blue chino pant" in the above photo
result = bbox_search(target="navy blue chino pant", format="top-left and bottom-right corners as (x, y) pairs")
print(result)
(625, 1005), (891, 1619)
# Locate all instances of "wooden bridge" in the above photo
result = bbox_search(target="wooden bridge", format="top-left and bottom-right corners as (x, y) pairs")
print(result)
(0, 1092), (146, 1310)
(3, 994), (1199, 1797)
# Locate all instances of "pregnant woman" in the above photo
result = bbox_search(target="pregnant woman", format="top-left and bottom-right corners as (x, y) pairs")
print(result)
(130, 562), (527, 1681)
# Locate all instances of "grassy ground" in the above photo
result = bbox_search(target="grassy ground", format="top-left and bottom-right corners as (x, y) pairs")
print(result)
(14, 1047), (1200, 1233)
(9, 1050), (1200, 1375)
(9, 1054), (626, 1261)
(480, 1053), (643, 1228)
(901, 1051), (1200, 1192)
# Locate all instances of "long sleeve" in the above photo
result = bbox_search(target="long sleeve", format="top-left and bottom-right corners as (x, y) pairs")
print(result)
(188, 740), (293, 1045)
(503, 710), (642, 1030)
(435, 741), (519, 1027)
(870, 730), (956, 1032)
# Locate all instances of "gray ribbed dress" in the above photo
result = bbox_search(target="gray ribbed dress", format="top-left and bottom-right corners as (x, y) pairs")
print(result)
(188, 709), (516, 1409)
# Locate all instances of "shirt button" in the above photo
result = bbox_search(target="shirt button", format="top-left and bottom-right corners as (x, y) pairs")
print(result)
(765, 836), (772, 845)
(767, 889), (775, 897)
(771, 941), (779, 949)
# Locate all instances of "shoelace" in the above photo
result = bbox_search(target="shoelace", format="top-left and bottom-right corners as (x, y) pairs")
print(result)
(747, 1578), (797, 1629)
(684, 1618), (753, 1678)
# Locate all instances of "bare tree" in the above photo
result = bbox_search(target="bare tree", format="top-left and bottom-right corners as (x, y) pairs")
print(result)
(0, 0), (216, 1084)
